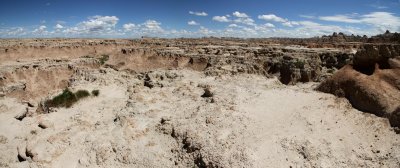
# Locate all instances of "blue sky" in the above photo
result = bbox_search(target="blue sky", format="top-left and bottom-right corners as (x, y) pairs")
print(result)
(0, 0), (399, 38)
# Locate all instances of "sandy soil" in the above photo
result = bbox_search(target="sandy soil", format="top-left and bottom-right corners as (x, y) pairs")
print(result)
(1, 69), (399, 167)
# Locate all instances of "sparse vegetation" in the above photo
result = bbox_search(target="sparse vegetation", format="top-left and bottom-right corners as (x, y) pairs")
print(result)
(45, 88), (91, 108)
(294, 59), (305, 69)
(91, 90), (100, 96)
(81, 55), (93, 58)
(75, 90), (90, 99)
(98, 54), (109, 65)
(45, 89), (77, 108)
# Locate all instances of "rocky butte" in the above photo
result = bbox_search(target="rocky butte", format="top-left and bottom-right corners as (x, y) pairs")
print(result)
(0, 32), (399, 167)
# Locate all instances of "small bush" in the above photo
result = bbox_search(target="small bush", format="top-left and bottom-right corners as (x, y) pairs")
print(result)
(45, 89), (91, 108)
(98, 54), (109, 65)
(75, 90), (90, 99)
(45, 88), (77, 108)
(91, 90), (100, 96)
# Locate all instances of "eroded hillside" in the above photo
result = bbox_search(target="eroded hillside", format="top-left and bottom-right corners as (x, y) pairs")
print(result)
(0, 36), (399, 167)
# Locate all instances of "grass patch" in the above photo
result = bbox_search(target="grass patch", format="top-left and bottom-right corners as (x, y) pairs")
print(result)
(45, 88), (91, 108)
(98, 54), (109, 65)
(91, 90), (100, 96)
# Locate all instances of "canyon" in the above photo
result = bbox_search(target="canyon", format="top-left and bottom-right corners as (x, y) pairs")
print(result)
(0, 32), (399, 167)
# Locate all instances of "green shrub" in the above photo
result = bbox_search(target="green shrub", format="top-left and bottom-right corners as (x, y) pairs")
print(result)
(45, 88), (77, 108)
(91, 90), (100, 96)
(45, 89), (91, 108)
(98, 54), (109, 65)
(75, 90), (90, 99)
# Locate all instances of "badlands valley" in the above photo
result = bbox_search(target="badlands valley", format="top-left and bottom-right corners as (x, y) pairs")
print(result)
(0, 32), (400, 167)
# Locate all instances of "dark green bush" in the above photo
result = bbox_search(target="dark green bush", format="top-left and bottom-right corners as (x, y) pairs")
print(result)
(45, 88), (77, 108)
(45, 89), (91, 108)
(75, 90), (90, 99)
(91, 90), (100, 96)
(98, 54), (109, 65)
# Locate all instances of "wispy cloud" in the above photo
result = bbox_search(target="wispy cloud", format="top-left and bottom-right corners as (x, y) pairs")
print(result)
(299, 14), (316, 19)
(0, 27), (27, 37)
(319, 14), (361, 23)
(189, 11), (208, 16)
(369, 0), (388, 9)
(258, 14), (287, 22)
(319, 12), (400, 32)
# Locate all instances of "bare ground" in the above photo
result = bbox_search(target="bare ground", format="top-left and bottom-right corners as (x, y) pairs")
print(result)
(1, 69), (399, 167)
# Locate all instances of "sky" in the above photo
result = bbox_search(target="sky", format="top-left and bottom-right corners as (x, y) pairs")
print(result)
(0, 0), (399, 38)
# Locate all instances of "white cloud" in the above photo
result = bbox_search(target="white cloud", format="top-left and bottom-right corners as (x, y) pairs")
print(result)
(263, 23), (275, 28)
(361, 12), (400, 31)
(234, 17), (255, 25)
(319, 12), (400, 32)
(61, 15), (120, 36)
(212, 16), (230, 22)
(233, 11), (249, 18)
(141, 20), (163, 32)
(0, 27), (27, 37)
(32, 25), (50, 36)
(293, 21), (349, 36)
(114, 20), (166, 37)
(258, 14), (301, 27)
(228, 24), (239, 28)
(123, 23), (136, 31)
(231, 11), (255, 25)
(80, 15), (119, 33)
(54, 24), (64, 29)
(188, 20), (199, 26)
(33, 25), (47, 33)
(319, 14), (360, 23)
(189, 11), (208, 16)
(282, 21), (300, 27)
(199, 26), (214, 35)
(258, 14), (287, 22)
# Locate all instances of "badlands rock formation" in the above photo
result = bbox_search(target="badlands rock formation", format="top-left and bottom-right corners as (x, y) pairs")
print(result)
(318, 44), (400, 128)
(0, 34), (399, 167)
